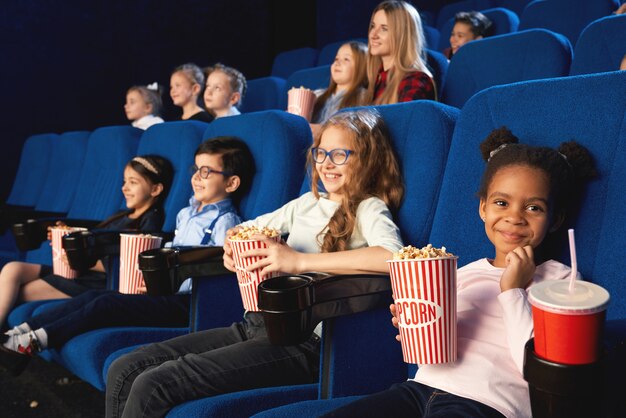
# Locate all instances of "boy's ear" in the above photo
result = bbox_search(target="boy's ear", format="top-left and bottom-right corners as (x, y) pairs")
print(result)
(549, 212), (565, 233)
(225, 175), (241, 194)
(192, 83), (201, 96)
(229, 91), (241, 106)
(151, 183), (164, 197)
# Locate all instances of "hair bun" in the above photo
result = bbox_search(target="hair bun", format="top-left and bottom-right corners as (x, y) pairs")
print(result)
(479, 126), (519, 161)
(557, 141), (598, 181)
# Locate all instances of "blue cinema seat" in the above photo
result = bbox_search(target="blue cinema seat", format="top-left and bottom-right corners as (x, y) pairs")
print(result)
(493, 0), (533, 17)
(6, 126), (143, 325)
(253, 70), (626, 418)
(569, 14), (626, 76)
(437, 7), (520, 51)
(239, 76), (287, 114)
(519, 0), (620, 47)
(441, 29), (572, 109)
(34, 111), (311, 391)
(271, 47), (319, 80)
(425, 48), (449, 97)
(162, 99), (459, 418)
(435, 0), (496, 32)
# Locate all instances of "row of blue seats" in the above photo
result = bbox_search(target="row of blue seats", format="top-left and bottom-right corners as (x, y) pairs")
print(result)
(5, 69), (626, 417)
(244, 11), (625, 116)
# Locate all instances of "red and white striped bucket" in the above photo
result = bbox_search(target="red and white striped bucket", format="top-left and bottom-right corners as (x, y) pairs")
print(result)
(387, 257), (458, 364)
(229, 236), (281, 311)
(50, 226), (88, 279)
(119, 233), (163, 294)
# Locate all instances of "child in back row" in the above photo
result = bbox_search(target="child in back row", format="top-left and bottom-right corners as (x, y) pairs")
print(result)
(309, 41), (369, 138)
(322, 127), (598, 418)
(124, 83), (165, 130)
(443, 11), (492, 60)
(0, 137), (255, 376)
(203, 63), (247, 119)
(105, 108), (405, 417)
(170, 63), (215, 123)
(0, 155), (173, 333)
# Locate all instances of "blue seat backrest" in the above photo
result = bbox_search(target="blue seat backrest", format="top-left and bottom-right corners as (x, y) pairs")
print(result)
(436, 0), (496, 32)
(317, 38), (367, 66)
(6, 133), (57, 207)
(271, 47), (319, 80)
(423, 25), (440, 52)
(494, 0), (533, 17)
(240, 76), (287, 114)
(282, 65), (332, 109)
(202, 110), (312, 221)
(323, 101), (459, 398)
(519, 0), (620, 47)
(429, 71), (626, 321)
(441, 29), (572, 109)
(425, 48), (449, 96)
(570, 14), (626, 76)
(135, 121), (209, 233)
(437, 7), (520, 51)
(33, 130), (91, 213)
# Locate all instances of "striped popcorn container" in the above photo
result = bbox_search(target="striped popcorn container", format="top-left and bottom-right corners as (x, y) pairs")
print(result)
(229, 236), (281, 311)
(387, 256), (458, 364)
(119, 233), (163, 294)
(51, 226), (88, 279)
(287, 87), (316, 122)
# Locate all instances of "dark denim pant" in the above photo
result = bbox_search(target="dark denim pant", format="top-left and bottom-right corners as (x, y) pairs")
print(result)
(26, 289), (190, 349)
(105, 312), (320, 418)
(321, 380), (505, 418)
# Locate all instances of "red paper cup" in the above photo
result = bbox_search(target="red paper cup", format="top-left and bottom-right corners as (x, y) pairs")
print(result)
(387, 257), (458, 364)
(287, 87), (317, 122)
(229, 236), (281, 311)
(51, 226), (88, 279)
(529, 280), (609, 365)
(119, 233), (163, 294)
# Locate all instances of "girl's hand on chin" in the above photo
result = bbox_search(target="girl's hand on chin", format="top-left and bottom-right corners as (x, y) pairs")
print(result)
(243, 235), (304, 276)
(500, 245), (536, 292)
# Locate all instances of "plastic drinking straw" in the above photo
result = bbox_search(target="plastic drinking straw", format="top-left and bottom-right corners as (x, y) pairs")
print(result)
(568, 228), (578, 292)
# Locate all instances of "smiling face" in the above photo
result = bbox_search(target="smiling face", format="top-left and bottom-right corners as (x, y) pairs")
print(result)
(331, 44), (356, 90)
(369, 10), (392, 65)
(122, 165), (159, 215)
(203, 70), (238, 117)
(170, 71), (198, 107)
(479, 164), (553, 267)
(449, 21), (480, 54)
(124, 90), (152, 121)
(191, 152), (232, 210)
(315, 125), (354, 202)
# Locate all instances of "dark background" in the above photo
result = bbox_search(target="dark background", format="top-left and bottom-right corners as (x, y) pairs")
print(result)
(0, 0), (448, 203)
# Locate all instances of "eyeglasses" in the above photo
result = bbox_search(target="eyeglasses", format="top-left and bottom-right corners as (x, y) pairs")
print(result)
(189, 165), (229, 179)
(311, 148), (353, 165)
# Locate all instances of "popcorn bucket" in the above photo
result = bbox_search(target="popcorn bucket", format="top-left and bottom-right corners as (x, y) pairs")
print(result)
(51, 226), (88, 279)
(229, 236), (281, 311)
(119, 233), (163, 294)
(287, 87), (317, 122)
(387, 257), (458, 364)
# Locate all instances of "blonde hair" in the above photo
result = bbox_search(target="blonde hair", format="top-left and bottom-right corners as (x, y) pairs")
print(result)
(309, 108), (404, 252)
(366, 1), (432, 105)
(312, 41), (369, 120)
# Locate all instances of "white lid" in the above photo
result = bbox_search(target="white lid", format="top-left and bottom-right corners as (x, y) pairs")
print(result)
(528, 280), (610, 315)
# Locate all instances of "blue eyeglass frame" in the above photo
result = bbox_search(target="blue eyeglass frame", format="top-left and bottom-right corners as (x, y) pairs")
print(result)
(311, 147), (353, 165)
(189, 164), (230, 179)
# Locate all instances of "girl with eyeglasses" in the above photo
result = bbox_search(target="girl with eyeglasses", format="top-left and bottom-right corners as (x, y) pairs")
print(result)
(0, 155), (173, 334)
(104, 108), (405, 417)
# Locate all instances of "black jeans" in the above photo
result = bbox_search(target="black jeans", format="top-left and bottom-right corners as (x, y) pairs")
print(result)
(105, 312), (320, 418)
(321, 380), (505, 418)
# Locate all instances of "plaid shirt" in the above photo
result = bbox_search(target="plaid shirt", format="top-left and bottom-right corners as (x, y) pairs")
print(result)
(374, 67), (435, 102)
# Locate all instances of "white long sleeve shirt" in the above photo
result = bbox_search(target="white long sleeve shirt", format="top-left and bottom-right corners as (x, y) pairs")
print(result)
(412, 258), (574, 418)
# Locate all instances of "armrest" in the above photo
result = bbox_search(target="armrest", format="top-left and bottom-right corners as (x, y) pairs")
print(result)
(138, 246), (226, 296)
(63, 229), (173, 271)
(258, 273), (392, 345)
(0, 205), (66, 234)
(11, 217), (101, 251)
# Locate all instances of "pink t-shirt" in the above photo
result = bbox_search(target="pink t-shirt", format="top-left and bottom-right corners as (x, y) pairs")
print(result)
(412, 258), (574, 418)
